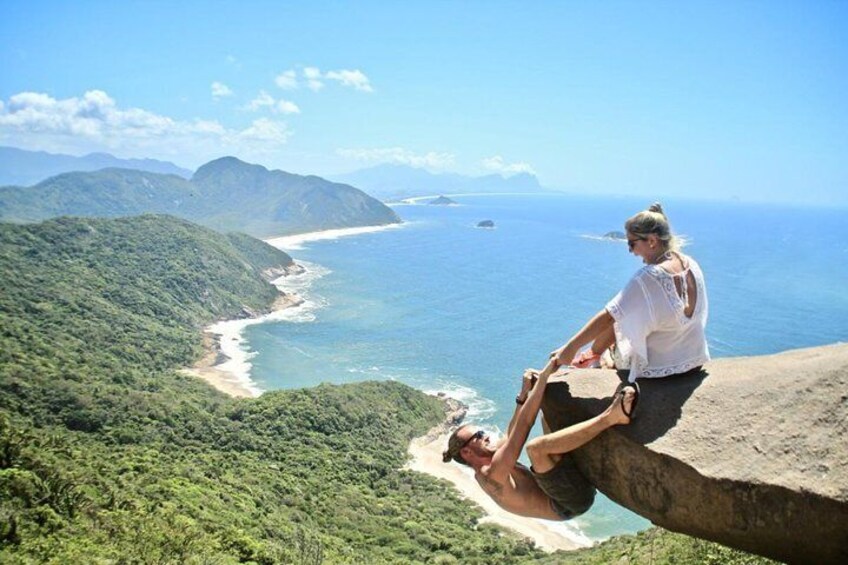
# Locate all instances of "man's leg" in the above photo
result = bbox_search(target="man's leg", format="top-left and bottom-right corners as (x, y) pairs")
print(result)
(526, 387), (634, 474)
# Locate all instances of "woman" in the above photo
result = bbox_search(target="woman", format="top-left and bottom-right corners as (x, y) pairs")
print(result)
(551, 203), (709, 382)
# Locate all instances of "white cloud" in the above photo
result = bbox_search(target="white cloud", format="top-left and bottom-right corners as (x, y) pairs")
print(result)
(211, 81), (234, 99)
(273, 67), (374, 93)
(275, 99), (300, 115)
(303, 67), (324, 91)
(246, 90), (276, 111)
(244, 91), (300, 115)
(0, 89), (292, 166)
(481, 155), (536, 176)
(238, 118), (291, 142)
(325, 69), (373, 92)
(275, 70), (298, 90)
(337, 147), (455, 169)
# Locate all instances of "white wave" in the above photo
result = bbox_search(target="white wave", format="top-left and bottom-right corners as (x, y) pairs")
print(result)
(540, 519), (594, 547)
(395, 192), (558, 205)
(420, 380), (498, 422)
(272, 260), (331, 290)
(202, 259), (334, 393)
(265, 223), (404, 250)
(580, 234), (626, 243)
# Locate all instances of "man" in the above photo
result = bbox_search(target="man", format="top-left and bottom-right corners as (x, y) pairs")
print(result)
(442, 360), (638, 520)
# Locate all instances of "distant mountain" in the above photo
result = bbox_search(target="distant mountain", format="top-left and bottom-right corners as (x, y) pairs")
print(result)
(190, 157), (400, 236)
(330, 163), (550, 201)
(0, 146), (193, 186)
(0, 156), (399, 237)
(0, 168), (199, 223)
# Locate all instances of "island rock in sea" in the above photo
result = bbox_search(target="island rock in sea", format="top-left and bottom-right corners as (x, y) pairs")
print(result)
(603, 230), (626, 240)
(428, 195), (457, 206)
(541, 344), (848, 564)
(476, 220), (495, 229)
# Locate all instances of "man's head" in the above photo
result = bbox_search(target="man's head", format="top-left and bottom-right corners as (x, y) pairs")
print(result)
(442, 424), (493, 469)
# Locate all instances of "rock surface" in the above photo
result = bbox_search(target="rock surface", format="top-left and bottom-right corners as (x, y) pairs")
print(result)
(541, 344), (848, 564)
(429, 195), (457, 205)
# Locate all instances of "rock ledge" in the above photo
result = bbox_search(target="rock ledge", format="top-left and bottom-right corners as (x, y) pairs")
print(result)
(541, 344), (848, 564)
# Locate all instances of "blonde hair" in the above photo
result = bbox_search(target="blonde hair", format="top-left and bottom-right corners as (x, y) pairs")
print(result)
(624, 202), (681, 253)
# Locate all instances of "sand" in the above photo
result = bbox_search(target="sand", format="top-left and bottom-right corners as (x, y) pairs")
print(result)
(405, 428), (591, 553)
(180, 248), (589, 553)
(179, 288), (305, 398)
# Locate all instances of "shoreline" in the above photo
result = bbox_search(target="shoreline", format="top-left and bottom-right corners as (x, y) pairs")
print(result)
(179, 264), (307, 398)
(182, 224), (589, 551)
(266, 223), (404, 251)
(186, 223), (406, 395)
(405, 397), (590, 553)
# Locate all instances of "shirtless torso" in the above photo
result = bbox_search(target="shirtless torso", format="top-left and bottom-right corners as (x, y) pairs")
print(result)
(475, 462), (561, 520)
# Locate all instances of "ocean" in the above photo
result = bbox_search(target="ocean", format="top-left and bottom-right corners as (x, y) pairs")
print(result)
(234, 194), (848, 543)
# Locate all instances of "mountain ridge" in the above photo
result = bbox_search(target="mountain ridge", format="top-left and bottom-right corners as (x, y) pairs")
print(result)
(0, 156), (400, 237)
(330, 163), (554, 201)
(0, 145), (192, 186)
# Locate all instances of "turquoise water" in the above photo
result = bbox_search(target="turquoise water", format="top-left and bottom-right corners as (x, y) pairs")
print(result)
(245, 194), (848, 541)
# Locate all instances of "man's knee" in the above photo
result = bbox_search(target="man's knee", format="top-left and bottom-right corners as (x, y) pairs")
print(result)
(526, 437), (553, 472)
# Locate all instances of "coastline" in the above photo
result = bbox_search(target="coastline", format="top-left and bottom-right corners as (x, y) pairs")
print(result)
(182, 221), (405, 397)
(183, 222), (588, 551)
(405, 397), (590, 553)
(266, 223), (404, 250)
(180, 264), (307, 398)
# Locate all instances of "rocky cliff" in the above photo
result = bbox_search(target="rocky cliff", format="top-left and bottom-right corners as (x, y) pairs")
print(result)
(541, 344), (848, 564)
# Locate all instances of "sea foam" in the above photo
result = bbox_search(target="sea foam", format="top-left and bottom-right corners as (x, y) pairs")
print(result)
(204, 260), (331, 393)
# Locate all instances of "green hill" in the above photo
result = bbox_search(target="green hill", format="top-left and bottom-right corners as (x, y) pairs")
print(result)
(0, 168), (199, 223)
(0, 215), (538, 563)
(0, 157), (401, 237)
(191, 157), (401, 236)
(0, 215), (775, 563)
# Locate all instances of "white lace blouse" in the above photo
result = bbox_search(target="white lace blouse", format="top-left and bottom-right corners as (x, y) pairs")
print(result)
(606, 254), (710, 382)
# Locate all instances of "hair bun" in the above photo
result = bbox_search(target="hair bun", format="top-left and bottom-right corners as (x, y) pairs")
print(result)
(442, 450), (452, 463)
(648, 202), (665, 216)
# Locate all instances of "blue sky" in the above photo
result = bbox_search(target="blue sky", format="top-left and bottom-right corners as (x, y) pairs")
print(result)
(1, 1), (846, 204)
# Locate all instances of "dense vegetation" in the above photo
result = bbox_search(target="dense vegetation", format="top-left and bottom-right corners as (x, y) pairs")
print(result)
(0, 215), (777, 563)
(0, 215), (538, 563)
(0, 156), (400, 237)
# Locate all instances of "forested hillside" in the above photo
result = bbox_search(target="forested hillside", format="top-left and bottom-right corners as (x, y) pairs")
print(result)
(0, 215), (775, 563)
(0, 215), (540, 563)
(0, 157), (401, 237)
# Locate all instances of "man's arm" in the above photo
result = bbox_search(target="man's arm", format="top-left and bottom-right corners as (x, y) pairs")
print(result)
(485, 358), (558, 483)
(505, 369), (537, 439)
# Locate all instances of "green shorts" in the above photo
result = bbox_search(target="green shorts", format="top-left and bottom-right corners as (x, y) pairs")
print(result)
(531, 455), (596, 520)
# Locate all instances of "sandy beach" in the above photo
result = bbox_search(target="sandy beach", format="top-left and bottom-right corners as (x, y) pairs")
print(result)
(182, 230), (589, 553)
(180, 270), (307, 398)
(405, 401), (590, 553)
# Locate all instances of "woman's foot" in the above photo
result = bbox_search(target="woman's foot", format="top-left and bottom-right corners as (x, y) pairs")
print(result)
(572, 349), (602, 368)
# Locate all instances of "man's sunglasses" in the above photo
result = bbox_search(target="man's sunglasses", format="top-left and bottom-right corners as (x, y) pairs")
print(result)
(460, 429), (485, 450)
